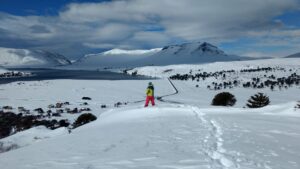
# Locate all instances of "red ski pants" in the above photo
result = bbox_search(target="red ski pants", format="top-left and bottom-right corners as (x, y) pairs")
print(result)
(145, 96), (155, 107)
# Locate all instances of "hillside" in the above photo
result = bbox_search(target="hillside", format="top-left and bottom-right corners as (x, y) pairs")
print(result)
(74, 48), (161, 68)
(0, 47), (71, 68)
(285, 52), (300, 58)
(0, 104), (299, 169)
(143, 42), (248, 66)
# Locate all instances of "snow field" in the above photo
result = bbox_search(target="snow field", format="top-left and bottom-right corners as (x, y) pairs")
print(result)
(0, 58), (300, 169)
(1, 103), (299, 169)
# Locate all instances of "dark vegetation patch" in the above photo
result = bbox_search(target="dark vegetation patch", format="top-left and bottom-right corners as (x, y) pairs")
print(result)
(246, 93), (270, 108)
(211, 92), (236, 106)
(169, 67), (300, 91)
(73, 113), (97, 128)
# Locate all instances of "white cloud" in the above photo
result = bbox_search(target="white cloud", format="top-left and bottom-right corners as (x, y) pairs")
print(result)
(0, 0), (300, 58)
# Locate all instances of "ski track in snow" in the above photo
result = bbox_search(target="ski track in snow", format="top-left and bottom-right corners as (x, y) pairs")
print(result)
(189, 106), (237, 169)
(148, 79), (238, 168)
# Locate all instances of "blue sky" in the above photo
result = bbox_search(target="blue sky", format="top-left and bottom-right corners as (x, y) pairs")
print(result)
(0, 0), (300, 59)
(0, 0), (110, 16)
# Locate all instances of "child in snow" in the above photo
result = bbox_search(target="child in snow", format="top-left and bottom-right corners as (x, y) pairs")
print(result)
(145, 82), (155, 107)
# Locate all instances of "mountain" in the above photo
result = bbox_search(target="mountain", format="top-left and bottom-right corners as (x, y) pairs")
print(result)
(74, 42), (249, 69)
(0, 47), (71, 68)
(74, 48), (161, 68)
(285, 52), (300, 58)
(144, 42), (246, 66)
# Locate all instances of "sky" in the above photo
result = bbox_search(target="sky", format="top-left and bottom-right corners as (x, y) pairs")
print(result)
(0, 0), (300, 59)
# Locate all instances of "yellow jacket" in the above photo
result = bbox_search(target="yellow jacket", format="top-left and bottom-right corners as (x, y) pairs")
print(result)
(146, 88), (154, 96)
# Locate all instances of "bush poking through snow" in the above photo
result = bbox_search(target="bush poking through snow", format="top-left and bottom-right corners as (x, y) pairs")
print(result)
(73, 113), (97, 128)
(246, 93), (270, 108)
(0, 142), (19, 153)
(295, 101), (300, 109)
(58, 119), (70, 127)
(82, 97), (92, 100)
(211, 92), (236, 106)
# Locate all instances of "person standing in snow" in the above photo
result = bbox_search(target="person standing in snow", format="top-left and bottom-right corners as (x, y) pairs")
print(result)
(145, 82), (155, 107)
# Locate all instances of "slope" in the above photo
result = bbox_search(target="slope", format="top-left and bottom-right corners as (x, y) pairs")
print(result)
(74, 48), (161, 68)
(0, 47), (71, 68)
(0, 104), (299, 169)
(285, 52), (300, 58)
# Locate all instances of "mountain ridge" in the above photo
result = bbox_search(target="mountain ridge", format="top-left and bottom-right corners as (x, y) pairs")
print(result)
(75, 42), (250, 68)
(285, 52), (300, 58)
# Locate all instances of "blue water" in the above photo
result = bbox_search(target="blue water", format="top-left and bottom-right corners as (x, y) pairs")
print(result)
(0, 68), (150, 84)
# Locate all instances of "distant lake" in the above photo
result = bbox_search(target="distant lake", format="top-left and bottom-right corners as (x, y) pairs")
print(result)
(0, 68), (149, 84)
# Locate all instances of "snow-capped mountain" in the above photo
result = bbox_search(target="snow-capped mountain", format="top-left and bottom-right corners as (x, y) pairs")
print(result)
(74, 48), (161, 68)
(285, 52), (300, 58)
(0, 47), (71, 68)
(144, 42), (246, 66)
(74, 42), (250, 69)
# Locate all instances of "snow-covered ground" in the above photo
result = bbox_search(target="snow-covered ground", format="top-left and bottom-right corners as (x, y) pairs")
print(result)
(128, 58), (300, 78)
(0, 104), (299, 169)
(0, 58), (300, 169)
(0, 126), (68, 153)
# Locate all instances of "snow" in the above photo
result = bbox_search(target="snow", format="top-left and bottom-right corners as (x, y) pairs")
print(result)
(0, 57), (300, 169)
(0, 47), (71, 68)
(128, 57), (300, 78)
(0, 104), (299, 169)
(0, 126), (68, 153)
(103, 48), (162, 55)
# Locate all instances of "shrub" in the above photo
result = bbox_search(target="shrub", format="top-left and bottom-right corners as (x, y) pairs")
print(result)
(211, 92), (236, 106)
(82, 97), (92, 100)
(59, 119), (70, 127)
(295, 101), (300, 109)
(246, 93), (270, 108)
(131, 70), (138, 76)
(73, 113), (97, 128)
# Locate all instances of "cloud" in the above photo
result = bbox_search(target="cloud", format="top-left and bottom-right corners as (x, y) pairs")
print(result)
(0, 0), (300, 58)
(29, 25), (51, 34)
